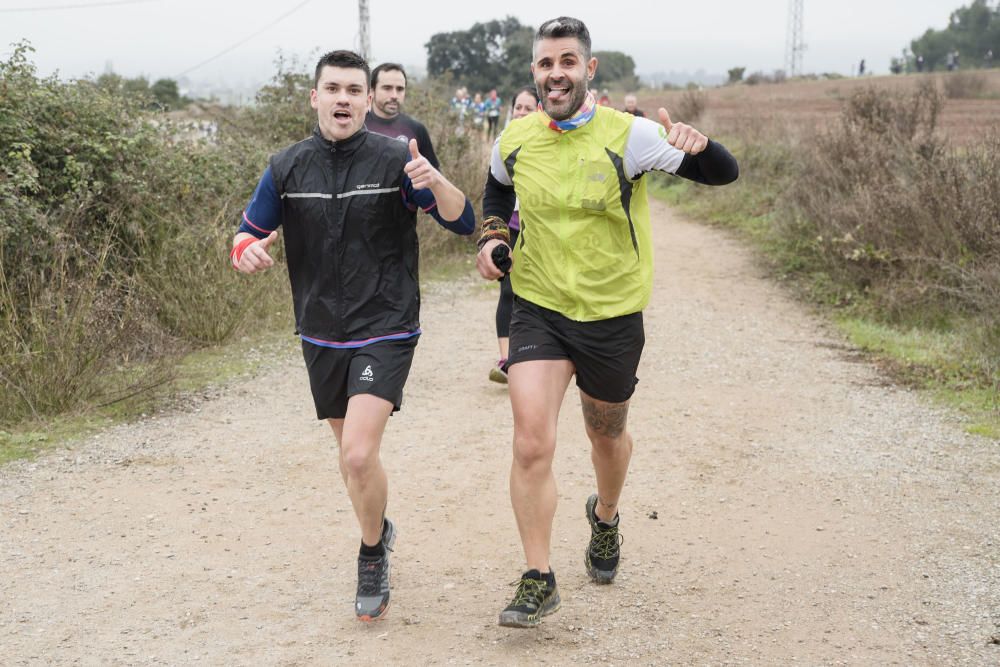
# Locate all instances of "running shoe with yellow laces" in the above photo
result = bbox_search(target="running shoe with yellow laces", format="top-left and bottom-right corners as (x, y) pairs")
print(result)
(498, 569), (560, 628)
(585, 494), (623, 584)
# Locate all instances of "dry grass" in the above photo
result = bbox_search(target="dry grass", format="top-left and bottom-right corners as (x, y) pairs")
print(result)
(640, 69), (1000, 146)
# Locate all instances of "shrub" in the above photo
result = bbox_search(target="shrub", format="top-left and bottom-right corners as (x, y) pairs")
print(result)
(942, 70), (987, 99)
(676, 89), (708, 123)
(783, 81), (1000, 339)
(0, 43), (289, 424)
(0, 44), (488, 426)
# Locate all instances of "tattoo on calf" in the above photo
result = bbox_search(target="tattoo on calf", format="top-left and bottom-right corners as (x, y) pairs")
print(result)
(597, 496), (617, 510)
(581, 398), (629, 438)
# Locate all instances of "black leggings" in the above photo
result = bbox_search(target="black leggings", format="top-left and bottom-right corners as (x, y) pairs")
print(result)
(495, 228), (519, 339)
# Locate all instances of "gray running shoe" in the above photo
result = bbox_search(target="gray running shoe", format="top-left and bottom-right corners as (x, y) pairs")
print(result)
(355, 518), (396, 621)
(498, 569), (561, 628)
(585, 494), (622, 584)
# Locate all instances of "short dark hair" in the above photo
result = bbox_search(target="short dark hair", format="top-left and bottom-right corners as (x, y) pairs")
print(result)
(511, 85), (540, 110)
(314, 50), (370, 89)
(371, 62), (406, 89)
(534, 16), (591, 60)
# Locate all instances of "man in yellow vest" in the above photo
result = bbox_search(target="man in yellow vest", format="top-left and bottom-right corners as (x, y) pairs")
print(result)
(476, 16), (739, 628)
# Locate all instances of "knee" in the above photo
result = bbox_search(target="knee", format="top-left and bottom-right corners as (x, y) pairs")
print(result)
(589, 429), (631, 455)
(512, 430), (555, 471)
(340, 440), (378, 479)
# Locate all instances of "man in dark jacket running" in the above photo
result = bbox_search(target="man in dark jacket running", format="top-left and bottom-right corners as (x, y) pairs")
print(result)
(230, 50), (474, 622)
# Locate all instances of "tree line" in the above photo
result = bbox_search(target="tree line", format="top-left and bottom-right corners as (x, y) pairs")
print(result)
(907, 0), (1000, 70)
(424, 16), (639, 97)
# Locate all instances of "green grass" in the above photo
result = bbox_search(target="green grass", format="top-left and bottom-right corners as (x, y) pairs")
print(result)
(650, 170), (1000, 440)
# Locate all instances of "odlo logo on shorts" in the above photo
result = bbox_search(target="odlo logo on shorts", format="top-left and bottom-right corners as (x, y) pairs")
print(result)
(360, 365), (375, 382)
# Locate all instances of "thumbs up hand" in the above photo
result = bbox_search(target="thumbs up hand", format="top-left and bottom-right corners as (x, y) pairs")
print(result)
(235, 230), (278, 274)
(403, 138), (441, 191)
(658, 107), (708, 155)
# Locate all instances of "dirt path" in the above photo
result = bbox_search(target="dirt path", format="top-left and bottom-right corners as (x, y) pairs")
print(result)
(3, 201), (998, 666)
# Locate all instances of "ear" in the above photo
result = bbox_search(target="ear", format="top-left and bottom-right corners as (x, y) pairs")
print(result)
(587, 56), (598, 81)
(310, 88), (319, 110)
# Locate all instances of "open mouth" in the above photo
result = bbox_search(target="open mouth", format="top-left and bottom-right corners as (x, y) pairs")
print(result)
(333, 109), (352, 121)
(547, 84), (570, 103)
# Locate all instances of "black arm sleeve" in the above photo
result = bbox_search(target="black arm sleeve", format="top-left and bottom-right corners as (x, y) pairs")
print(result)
(483, 169), (517, 222)
(415, 123), (440, 171)
(674, 139), (739, 186)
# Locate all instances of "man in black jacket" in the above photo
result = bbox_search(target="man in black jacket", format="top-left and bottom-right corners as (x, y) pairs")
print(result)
(365, 63), (440, 170)
(231, 50), (474, 622)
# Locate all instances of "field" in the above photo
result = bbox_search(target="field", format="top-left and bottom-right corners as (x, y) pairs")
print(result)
(644, 70), (1000, 144)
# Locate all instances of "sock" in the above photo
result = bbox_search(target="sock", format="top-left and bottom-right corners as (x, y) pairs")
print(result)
(593, 500), (620, 528)
(360, 538), (386, 559)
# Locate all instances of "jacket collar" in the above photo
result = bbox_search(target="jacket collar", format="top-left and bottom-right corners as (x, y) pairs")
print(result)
(312, 125), (368, 156)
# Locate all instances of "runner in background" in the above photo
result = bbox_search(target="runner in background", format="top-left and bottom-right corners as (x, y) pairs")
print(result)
(488, 85), (541, 385)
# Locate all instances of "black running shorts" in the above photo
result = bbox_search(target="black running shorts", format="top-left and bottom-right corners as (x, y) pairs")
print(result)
(506, 297), (644, 403)
(301, 337), (418, 420)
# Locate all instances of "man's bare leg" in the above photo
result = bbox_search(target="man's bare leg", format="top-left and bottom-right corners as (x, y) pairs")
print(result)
(580, 392), (633, 523)
(327, 394), (394, 547)
(508, 359), (575, 572)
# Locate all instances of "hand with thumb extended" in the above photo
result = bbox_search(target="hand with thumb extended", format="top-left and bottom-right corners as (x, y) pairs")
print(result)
(657, 106), (707, 155)
(236, 230), (278, 274)
(259, 230), (278, 249)
(404, 137), (438, 190)
(658, 107), (673, 132)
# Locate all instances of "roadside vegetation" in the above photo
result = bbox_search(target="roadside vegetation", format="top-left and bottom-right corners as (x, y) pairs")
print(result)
(650, 79), (1000, 437)
(0, 44), (480, 459)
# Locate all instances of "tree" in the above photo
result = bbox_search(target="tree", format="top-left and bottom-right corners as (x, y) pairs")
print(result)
(908, 0), (1000, 70)
(150, 78), (182, 109)
(591, 51), (638, 89)
(425, 16), (535, 96)
(727, 67), (746, 84)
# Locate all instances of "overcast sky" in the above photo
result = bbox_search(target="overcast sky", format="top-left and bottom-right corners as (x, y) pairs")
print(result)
(1, 0), (959, 87)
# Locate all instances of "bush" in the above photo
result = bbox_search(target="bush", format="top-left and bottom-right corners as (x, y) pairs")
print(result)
(0, 44), (489, 426)
(0, 43), (289, 424)
(676, 89), (708, 123)
(942, 70), (988, 99)
(783, 81), (1000, 347)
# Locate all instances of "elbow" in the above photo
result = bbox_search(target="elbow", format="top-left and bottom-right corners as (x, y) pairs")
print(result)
(458, 200), (476, 235)
(710, 161), (739, 187)
(456, 217), (476, 236)
(439, 200), (476, 235)
(722, 163), (739, 185)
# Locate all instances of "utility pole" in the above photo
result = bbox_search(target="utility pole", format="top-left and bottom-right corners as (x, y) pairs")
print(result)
(358, 0), (371, 61)
(785, 0), (805, 77)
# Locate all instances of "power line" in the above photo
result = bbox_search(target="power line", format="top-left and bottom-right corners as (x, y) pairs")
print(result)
(0, 0), (158, 12)
(175, 0), (313, 78)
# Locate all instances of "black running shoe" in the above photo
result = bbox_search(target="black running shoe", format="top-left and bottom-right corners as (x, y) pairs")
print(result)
(498, 569), (561, 628)
(355, 518), (397, 621)
(585, 494), (622, 584)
